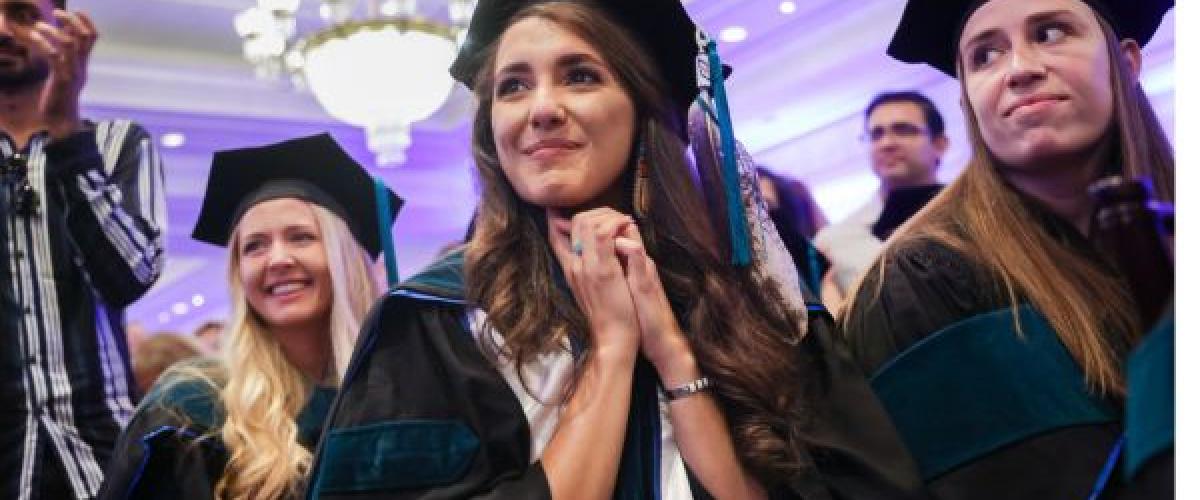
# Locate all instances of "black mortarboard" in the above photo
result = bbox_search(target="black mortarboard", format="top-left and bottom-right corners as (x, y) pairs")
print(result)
(888, 0), (1174, 77)
(449, 0), (722, 139)
(192, 133), (403, 258)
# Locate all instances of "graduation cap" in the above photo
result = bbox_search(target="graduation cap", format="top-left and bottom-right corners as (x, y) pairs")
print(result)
(450, 1), (795, 279)
(192, 133), (403, 259)
(449, 0), (724, 140)
(888, 0), (1174, 77)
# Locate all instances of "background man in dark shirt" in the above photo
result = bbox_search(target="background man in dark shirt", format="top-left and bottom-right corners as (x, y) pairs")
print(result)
(815, 91), (947, 312)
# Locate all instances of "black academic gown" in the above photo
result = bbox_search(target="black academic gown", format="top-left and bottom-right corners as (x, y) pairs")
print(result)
(98, 362), (336, 499)
(303, 249), (927, 499)
(1121, 307), (1173, 500)
(841, 207), (1166, 500)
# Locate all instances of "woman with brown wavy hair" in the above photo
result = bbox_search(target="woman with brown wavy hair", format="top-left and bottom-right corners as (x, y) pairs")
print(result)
(841, 0), (1174, 498)
(305, 1), (925, 499)
(99, 134), (396, 499)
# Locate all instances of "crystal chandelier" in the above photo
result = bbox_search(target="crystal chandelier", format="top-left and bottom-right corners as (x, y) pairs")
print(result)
(234, 0), (476, 166)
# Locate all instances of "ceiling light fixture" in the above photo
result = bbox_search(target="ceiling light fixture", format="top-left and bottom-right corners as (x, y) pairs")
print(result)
(234, 0), (477, 166)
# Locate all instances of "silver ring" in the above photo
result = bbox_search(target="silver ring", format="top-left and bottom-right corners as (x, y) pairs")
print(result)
(571, 240), (583, 256)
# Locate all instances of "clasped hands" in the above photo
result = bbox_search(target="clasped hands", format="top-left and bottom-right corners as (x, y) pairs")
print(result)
(547, 207), (697, 382)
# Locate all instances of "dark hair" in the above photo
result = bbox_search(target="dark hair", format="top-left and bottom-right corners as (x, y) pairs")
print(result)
(756, 167), (826, 240)
(865, 90), (945, 138)
(465, 1), (820, 489)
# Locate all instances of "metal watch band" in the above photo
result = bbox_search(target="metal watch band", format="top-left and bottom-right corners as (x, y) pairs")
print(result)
(664, 376), (713, 401)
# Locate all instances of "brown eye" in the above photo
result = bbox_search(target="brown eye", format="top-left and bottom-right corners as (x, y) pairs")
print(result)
(970, 45), (1002, 69)
(241, 239), (263, 255)
(564, 67), (601, 85)
(495, 77), (528, 97)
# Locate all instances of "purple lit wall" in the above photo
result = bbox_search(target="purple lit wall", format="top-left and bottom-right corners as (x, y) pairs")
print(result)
(77, 0), (1175, 334)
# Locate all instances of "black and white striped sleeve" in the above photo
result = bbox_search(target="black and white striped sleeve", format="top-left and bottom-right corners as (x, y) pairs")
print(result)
(46, 120), (167, 307)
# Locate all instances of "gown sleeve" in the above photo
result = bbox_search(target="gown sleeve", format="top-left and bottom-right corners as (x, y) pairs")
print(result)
(1122, 306), (1174, 499)
(840, 241), (1004, 375)
(839, 241), (1130, 500)
(305, 292), (552, 499)
(795, 307), (930, 500)
(98, 373), (227, 500)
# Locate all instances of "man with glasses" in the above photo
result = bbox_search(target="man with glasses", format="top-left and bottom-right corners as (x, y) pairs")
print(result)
(814, 91), (947, 311)
(1, 0), (165, 498)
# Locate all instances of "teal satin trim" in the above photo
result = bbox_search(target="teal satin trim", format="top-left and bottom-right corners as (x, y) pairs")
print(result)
(399, 247), (466, 300)
(870, 305), (1118, 480)
(297, 387), (337, 448)
(313, 419), (480, 493)
(145, 378), (223, 431)
(374, 177), (400, 286)
(1124, 313), (1174, 479)
(804, 243), (823, 294)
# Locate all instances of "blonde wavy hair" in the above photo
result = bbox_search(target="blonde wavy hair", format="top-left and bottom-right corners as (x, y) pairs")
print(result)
(215, 202), (381, 499)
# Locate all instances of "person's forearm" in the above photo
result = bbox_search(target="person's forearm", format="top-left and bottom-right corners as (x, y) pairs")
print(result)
(658, 352), (766, 500)
(542, 344), (636, 500)
(52, 126), (166, 306)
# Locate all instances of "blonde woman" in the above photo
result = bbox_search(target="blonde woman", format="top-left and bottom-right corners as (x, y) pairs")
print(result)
(841, 0), (1173, 499)
(99, 134), (398, 499)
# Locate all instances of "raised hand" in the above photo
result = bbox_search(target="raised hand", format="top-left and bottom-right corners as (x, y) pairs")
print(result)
(13, 9), (96, 139)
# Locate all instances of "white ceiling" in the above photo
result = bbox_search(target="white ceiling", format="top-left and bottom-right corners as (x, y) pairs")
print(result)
(70, 0), (1176, 332)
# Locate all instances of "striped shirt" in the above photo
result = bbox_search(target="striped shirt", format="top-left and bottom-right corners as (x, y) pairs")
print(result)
(1, 121), (166, 500)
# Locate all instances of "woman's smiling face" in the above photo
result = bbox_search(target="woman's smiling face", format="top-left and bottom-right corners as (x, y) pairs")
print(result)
(489, 16), (637, 211)
(235, 198), (333, 333)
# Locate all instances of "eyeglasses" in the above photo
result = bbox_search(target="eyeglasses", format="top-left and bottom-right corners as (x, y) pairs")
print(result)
(3, 153), (39, 217)
(860, 122), (929, 143)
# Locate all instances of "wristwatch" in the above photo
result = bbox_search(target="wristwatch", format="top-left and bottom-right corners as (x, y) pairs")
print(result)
(664, 376), (713, 401)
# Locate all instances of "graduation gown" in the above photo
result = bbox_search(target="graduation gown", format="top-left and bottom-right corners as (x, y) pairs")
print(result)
(841, 210), (1160, 499)
(303, 249), (927, 499)
(98, 362), (336, 499)
(1122, 307), (1173, 500)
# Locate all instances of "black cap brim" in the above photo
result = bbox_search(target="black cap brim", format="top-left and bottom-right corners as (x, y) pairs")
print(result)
(191, 133), (403, 258)
(449, 0), (724, 140)
(888, 0), (1173, 77)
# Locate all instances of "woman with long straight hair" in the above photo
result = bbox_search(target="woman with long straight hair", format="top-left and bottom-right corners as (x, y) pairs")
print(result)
(99, 134), (397, 499)
(304, 1), (925, 498)
(841, 0), (1174, 498)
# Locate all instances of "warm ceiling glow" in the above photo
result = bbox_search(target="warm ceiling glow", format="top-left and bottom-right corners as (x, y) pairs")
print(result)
(302, 21), (458, 165)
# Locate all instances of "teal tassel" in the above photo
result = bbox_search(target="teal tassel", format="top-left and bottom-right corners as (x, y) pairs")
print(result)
(806, 244), (823, 294)
(374, 177), (400, 286)
(705, 40), (751, 266)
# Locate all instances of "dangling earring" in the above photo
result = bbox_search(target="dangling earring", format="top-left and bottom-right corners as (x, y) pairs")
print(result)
(633, 136), (651, 219)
